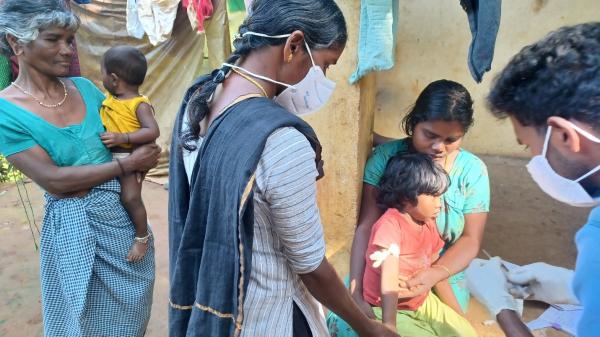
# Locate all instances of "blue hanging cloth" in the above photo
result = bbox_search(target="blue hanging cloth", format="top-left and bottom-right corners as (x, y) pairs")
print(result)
(349, 0), (399, 84)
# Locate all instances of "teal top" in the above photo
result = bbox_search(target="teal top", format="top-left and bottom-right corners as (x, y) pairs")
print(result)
(363, 138), (490, 311)
(0, 77), (111, 166)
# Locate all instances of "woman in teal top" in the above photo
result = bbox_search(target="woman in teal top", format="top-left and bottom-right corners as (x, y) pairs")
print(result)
(0, 77), (113, 165)
(0, 1), (160, 335)
(328, 80), (490, 337)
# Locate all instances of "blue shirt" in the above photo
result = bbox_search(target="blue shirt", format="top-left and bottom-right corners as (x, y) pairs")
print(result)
(573, 205), (600, 337)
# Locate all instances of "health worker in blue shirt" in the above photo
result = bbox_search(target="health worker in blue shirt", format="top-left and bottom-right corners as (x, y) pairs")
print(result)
(465, 22), (600, 337)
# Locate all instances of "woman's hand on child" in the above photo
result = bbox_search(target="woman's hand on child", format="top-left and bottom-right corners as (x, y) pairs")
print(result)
(398, 267), (446, 298)
(124, 144), (161, 172)
(100, 132), (128, 148)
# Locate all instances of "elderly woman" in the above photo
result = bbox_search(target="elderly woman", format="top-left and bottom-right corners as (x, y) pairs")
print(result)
(0, 1), (160, 336)
(168, 1), (399, 336)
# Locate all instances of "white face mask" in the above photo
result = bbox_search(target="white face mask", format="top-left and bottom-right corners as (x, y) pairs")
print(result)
(223, 31), (336, 116)
(526, 123), (600, 207)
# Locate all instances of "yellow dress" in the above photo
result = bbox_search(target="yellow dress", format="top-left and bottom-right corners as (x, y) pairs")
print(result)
(100, 94), (151, 149)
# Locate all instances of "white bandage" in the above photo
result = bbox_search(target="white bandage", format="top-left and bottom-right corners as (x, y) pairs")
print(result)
(369, 244), (400, 268)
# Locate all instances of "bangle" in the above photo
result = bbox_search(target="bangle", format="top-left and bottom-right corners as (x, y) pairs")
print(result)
(134, 232), (152, 244)
(432, 264), (452, 278)
(115, 158), (126, 175)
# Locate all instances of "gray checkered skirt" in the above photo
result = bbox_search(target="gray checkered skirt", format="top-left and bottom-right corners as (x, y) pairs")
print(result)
(40, 180), (154, 337)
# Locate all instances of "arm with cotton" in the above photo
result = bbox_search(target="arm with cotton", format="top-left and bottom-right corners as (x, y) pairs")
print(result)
(380, 250), (400, 330)
(349, 142), (400, 317)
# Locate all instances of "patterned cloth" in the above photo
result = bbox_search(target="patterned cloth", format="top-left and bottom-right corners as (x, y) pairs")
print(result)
(0, 55), (11, 90)
(41, 180), (154, 337)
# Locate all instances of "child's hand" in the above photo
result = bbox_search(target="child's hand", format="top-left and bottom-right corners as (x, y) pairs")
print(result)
(100, 132), (127, 148)
(398, 267), (446, 298)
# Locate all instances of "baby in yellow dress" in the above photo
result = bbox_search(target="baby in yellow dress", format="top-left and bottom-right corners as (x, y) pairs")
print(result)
(99, 45), (159, 262)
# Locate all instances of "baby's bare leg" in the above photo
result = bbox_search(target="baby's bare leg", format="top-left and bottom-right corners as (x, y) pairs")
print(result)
(120, 172), (149, 262)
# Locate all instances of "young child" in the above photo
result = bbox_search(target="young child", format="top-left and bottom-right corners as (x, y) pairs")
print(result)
(363, 153), (477, 337)
(99, 45), (159, 262)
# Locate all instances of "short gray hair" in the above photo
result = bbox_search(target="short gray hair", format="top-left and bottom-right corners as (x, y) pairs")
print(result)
(0, 0), (80, 56)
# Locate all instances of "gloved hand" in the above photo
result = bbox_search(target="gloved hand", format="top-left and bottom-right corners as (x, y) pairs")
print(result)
(506, 262), (578, 305)
(466, 257), (521, 319)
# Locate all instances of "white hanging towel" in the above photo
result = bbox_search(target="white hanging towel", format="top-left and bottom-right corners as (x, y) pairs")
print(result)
(126, 0), (145, 39)
(137, 0), (180, 46)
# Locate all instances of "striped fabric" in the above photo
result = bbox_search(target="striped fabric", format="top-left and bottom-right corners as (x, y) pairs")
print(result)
(183, 127), (328, 337)
(41, 180), (154, 337)
(0, 55), (11, 90)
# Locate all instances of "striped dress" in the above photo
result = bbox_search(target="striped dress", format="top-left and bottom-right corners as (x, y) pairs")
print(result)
(183, 127), (329, 337)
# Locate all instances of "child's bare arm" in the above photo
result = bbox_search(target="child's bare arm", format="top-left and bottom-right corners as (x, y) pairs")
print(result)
(433, 279), (464, 315)
(128, 102), (160, 144)
(380, 249), (400, 330)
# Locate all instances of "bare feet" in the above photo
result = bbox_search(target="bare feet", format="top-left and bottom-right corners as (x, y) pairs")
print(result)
(127, 240), (148, 262)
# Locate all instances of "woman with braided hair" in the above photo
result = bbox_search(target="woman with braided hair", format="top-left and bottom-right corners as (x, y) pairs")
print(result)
(168, 1), (399, 337)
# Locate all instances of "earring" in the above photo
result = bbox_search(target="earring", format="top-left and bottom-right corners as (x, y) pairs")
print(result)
(287, 53), (293, 63)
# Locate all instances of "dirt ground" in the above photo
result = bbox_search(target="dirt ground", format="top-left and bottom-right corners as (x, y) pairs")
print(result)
(0, 155), (589, 337)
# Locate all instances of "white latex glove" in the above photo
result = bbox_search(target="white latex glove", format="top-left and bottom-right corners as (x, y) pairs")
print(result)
(466, 257), (521, 319)
(506, 262), (578, 305)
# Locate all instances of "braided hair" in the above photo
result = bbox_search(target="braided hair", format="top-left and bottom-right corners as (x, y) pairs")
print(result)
(181, 0), (347, 151)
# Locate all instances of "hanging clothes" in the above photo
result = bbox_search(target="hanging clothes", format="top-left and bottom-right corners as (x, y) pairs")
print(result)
(203, 0), (232, 69)
(461, 0), (502, 83)
(227, 0), (245, 12)
(243, 0), (253, 13)
(0, 55), (11, 90)
(182, 0), (214, 33)
(136, 0), (180, 46)
(126, 0), (145, 39)
(349, 0), (399, 84)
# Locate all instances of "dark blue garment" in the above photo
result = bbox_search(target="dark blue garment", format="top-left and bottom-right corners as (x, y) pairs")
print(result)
(168, 78), (323, 337)
(72, 0), (91, 4)
(461, 0), (502, 83)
